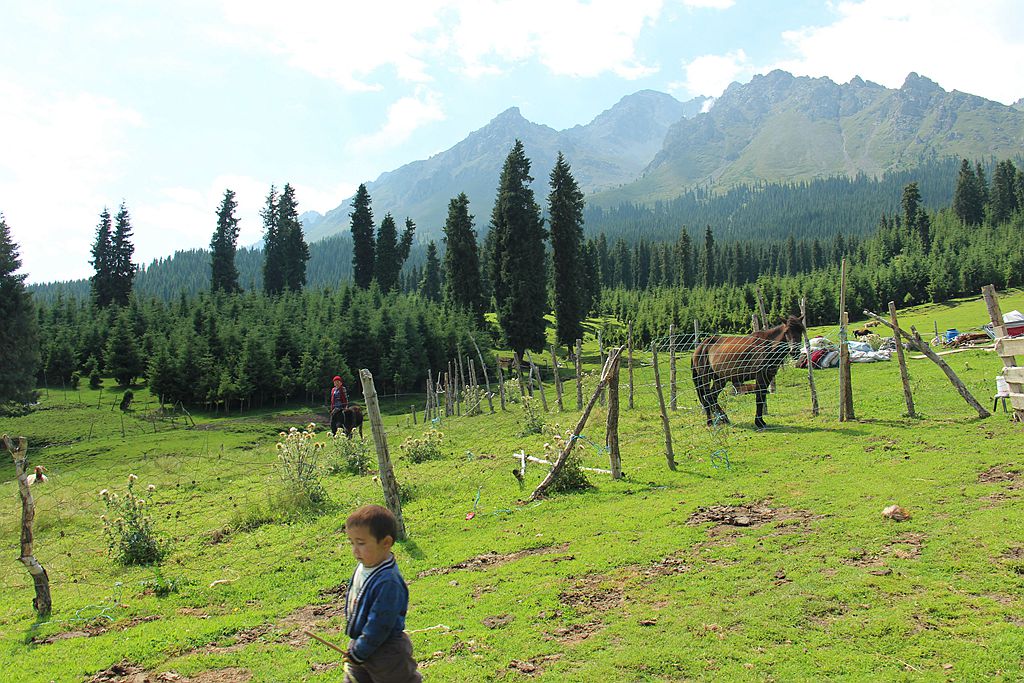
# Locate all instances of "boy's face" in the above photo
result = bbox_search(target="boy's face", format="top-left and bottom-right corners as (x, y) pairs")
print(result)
(345, 524), (393, 568)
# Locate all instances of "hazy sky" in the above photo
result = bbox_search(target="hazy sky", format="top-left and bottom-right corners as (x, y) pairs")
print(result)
(3, 0), (1023, 284)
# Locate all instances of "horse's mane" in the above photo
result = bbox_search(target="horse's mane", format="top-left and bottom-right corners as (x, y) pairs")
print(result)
(750, 315), (805, 340)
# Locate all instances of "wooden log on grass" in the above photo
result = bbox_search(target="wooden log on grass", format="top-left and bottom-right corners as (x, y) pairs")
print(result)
(863, 310), (990, 419)
(3, 435), (51, 617)
(531, 348), (623, 500)
(358, 370), (408, 540)
(888, 301), (916, 418)
(651, 342), (677, 471)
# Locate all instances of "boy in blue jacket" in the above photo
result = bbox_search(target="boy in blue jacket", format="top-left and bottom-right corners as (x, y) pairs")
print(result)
(342, 504), (421, 682)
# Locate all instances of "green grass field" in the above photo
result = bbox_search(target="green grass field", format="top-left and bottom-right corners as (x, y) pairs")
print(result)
(2, 291), (1023, 682)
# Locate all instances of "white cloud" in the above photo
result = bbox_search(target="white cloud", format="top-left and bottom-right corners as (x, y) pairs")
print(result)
(682, 0), (734, 8)
(349, 88), (446, 154)
(771, 0), (1024, 104)
(670, 48), (750, 97)
(216, 0), (666, 87)
(0, 79), (143, 283)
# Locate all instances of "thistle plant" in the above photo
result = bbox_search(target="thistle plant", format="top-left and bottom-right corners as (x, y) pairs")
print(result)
(274, 423), (329, 507)
(542, 426), (593, 494)
(401, 428), (445, 463)
(100, 475), (169, 566)
(518, 393), (545, 436)
(325, 431), (374, 475)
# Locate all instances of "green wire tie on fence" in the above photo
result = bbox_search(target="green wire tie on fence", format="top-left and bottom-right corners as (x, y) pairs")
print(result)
(569, 434), (610, 456)
(708, 413), (732, 470)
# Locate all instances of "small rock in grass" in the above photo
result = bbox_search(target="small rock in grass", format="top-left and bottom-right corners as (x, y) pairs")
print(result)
(882, 505), (911, 521)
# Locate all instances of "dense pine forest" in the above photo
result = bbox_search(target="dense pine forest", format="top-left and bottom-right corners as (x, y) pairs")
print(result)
(6, 153), (1024, 412)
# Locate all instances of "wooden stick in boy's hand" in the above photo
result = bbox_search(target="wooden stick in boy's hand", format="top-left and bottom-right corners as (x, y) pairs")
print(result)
(303, 629), (349, 659)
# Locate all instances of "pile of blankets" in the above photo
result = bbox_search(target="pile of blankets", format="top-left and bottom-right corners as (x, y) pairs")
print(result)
(796, 336), (893, 369)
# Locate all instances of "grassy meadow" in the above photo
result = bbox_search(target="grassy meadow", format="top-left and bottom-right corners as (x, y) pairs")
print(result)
(1, 290), (1023, 682)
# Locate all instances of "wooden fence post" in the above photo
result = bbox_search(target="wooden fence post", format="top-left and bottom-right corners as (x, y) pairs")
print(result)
(983, 285), (1024, 422)
(757, 285), (776, 393)
(651, 342), (677, 471)
(800, 297), (819, 417)
(863, 310), (990, 419)
(550, 344), (564, 412)
(3, 435), (51, 617)
(627, 321), (635, 410)
(669, 323), (677, 411)
(888, 301), (916, 418)
(497, 361), (507, 411)
(838, 259), (855, 421)
(575, 338), (583, 410)
(469, 335), (495, 414)
(526, 350), (548, 413)
(606, 351), (623, 479)
(358, 371), (408, 540)
(531, 349), (622, 500)
(598, 331), (606, 407)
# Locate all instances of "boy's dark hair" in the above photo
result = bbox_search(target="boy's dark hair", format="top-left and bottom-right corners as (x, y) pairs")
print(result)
(345, 504), (397, 542)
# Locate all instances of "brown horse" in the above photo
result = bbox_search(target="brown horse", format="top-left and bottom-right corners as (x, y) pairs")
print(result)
(691, 315), (805, 430)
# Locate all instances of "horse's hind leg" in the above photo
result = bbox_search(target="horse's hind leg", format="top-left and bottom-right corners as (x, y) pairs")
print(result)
(709, 377), (729, 425)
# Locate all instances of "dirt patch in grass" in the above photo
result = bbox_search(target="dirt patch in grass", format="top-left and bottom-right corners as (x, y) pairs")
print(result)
(1000, 546), (1024, 560)
(89, 666), (253, 683)
(34, 615), (161, 645)
(559, 573), (625, 613)
(639, 553), (691, 577)
(978, 465), (1020, 484)
(506, 654), (562, 677)
(546, 620), (602, 644)
(842, 533), (926, 571)
(482, 614), (514, 629)
(199, 601), (346, 655)
(418, 543), (570, 577)
(687, 501), (817, 532)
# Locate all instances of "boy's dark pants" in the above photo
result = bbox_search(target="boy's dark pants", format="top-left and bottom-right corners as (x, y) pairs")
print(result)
(344, 632), (421, 683)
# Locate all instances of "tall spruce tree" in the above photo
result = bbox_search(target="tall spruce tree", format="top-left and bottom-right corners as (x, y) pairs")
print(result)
(106, 308), (144, 386)
(261, 186), (286, 294)
(548, 153), (586, 348)
(277, 183), (309, 291)
(953, 159), (984, 225)
(990, 160), (1019, 224)
(374, 213), (415, 291)
(700, 225), (716, 287)
(210, 189), (242, 293)
(0, 215), (40, 402)
(90, 208), (114, 307)
(350, 184), (375, 289)
(489, 140), (547, 359)
(110, 203), (137, 306)
(419, 241), (442, 302)
(442, 193), (484, 322)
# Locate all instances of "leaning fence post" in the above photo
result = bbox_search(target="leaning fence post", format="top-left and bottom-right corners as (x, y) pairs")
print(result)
(4, 435), (51, 617)
(531, 349), (622, 500)
(651, 343), (677, 471)
(598, 331), (606, 407)
(606, 350), (623, 479)
(888, 301), (916, 418)
(469, 335), (495, 414)
(358, 371), (408, 540)
(497, 361), (507, 411)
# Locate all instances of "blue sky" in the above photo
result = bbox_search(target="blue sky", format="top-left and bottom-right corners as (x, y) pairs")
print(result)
(3, 0), (1023, 284)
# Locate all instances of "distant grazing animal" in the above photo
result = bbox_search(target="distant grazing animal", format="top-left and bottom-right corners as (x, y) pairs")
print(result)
(26, 465), (47, 486)
(342, 405), (364, 439)
(692, 315), (805, 430)
(853, 328), (871, 338)
(865, 320), (881, 328)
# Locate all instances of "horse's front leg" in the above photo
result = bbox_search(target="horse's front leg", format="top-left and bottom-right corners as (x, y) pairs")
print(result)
(710, 377), (729, 426)
(754, 373), (769, 430)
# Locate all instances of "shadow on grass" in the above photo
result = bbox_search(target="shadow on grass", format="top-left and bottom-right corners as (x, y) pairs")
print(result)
(399, 536), (426, 560)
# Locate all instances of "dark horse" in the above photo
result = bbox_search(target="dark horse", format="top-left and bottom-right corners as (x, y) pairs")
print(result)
(691, 315), (805, 430)
(341, 405), (364, 439)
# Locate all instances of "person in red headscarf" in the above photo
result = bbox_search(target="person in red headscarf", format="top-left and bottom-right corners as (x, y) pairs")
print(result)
(330, 375), (349, 436)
